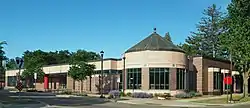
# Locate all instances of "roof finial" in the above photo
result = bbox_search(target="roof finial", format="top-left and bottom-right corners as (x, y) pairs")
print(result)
(153, 28), (156, 33)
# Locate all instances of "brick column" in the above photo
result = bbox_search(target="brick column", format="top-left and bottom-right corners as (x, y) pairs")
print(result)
(141, 67), (149, 90)
(233, 75), (236, 93)
(67, 75), (74, 91)
(169, 68), (176, 90)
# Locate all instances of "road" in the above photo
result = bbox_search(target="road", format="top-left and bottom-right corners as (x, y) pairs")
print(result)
(1, 90), (250, 108)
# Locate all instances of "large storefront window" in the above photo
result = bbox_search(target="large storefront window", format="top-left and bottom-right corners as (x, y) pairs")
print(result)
(7, 76), (16, 86)
(235, 75), (242, 90)
(176, 68), (185, 90)
(214, 72), (222, 89)
(118, 70), (123, 90)
(127, 68), (141, 89)
(149, 68), (169, 89)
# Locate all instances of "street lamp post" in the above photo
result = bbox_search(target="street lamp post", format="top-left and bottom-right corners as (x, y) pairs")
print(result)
(123, 56), (126, 93)
(100, 51), (105, 98)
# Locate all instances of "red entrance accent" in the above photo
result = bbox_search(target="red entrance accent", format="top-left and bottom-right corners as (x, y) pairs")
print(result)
(224, 76), (233, 85)
(44, 74), (49, 89)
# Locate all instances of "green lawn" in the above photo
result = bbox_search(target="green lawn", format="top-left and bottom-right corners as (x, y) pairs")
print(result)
(192, 95), (250, 104)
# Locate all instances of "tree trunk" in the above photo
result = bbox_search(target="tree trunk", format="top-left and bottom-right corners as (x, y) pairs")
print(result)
(89, 76), (92, 92)
(243, 71), (249, 97)
(73, 79), (75, 92)
(81, 80), (83, 93)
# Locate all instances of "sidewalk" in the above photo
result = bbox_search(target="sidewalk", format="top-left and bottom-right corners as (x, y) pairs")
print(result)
(116, 98), (208, 107)
(115, 96), (250, 107)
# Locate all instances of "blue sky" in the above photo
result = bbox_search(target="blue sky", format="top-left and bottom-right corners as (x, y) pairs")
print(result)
(0, 0), (230, 59)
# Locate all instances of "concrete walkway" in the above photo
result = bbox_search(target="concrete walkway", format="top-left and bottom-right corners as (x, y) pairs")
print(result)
(116, 98), (208, 107)
(116, 96), (250, 107)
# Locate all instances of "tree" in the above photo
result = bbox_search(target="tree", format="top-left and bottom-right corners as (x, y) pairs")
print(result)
(164, 32), (172, 42)
(6, 58), (16, 70)
(68, 49), (99, 92)
(182, 4), (225, 58)
(220, 0), (250, 97)
(0, 41), (7, 88)
(85, 64), (95, 91)
(0, 41), (7, 66)
(22, 50), (45, 87)
(178, 43), (198, 56)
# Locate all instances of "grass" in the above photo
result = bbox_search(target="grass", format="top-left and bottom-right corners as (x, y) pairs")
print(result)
(192, 94), (250, 104)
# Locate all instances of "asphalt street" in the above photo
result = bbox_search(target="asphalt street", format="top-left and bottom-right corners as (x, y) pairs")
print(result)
(1, 91), (250, 108)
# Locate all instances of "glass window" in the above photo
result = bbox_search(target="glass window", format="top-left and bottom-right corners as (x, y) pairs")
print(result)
(235, 75), (241, 90)
(7, 76), (16, 86)
(149, 68), (169, 90)
(214, 72), (222, 89)
(176, 68), (185, 90)
(126, 68), (141, 89)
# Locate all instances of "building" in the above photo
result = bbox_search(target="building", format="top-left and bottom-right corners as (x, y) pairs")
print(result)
(5, 30), (243, 95)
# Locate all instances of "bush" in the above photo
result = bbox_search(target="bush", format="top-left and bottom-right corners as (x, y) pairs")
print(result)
(120, 91), (126, 97)
(126, 92), (132, 97)
(76, 92), (88, 96)
(131, 92), (153, 98)
(175, 92), (192, 98)
(158, 93), (171, 98)
(188, 91), (196, 97)
(108, 90), (120, 99)
(194, 92), (203, 97)
(154, 93), (159, 97)
(60, 89), (72, 95)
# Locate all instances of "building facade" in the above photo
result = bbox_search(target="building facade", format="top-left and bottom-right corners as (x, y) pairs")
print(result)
(5, 31), (243, 95)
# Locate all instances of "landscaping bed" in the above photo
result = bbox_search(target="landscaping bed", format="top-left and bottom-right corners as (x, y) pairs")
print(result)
(192, 94), (250, 104)
(107, 90), (205, 100)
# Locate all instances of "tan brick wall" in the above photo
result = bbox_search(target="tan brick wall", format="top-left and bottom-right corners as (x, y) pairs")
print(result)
(141, 67), (149, 90)
(169, 68), (176, 90)
(193, 57), (203, 93)
(67, 76), (73, 90)
(203, 59), (230, 94)
(35, 82), (44, 91)
(207, 69), (214, 92)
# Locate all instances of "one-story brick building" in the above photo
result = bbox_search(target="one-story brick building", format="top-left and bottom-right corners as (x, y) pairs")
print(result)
(5, 30), (244, 95)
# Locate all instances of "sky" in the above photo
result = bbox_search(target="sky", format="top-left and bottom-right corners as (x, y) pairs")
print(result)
(0, 0), (231, 59)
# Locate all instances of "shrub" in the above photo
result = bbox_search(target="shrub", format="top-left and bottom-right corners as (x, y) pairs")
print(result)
(120, 91), (126, 97)
(188, 91), (196, 97)
(126, 92), (132, 97)
(76, 92), (88, 96)
(154, 93), (159, 97)
(108, 90), (120, 99)
(60, 89), (72, 95)
(194, 92), (203, 97)
(158, 93), (171, 98)
(175, 92), (192, 98)
(131, 92), (153, 98)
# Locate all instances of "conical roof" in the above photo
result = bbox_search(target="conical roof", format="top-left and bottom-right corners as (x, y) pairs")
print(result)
(125, 32), (184, 53)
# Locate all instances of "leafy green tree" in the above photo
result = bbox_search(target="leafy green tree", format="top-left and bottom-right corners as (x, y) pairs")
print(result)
(22, 50), (45, 87)
(0, 41), (7, 88)
(220, 0), (250, 97)
(85, 64), (95, 91)
(6, 58), (16, 70)
(164, 32), (172, 42)
(68, 49), (99, 92)
(182, 4), (225, 58)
